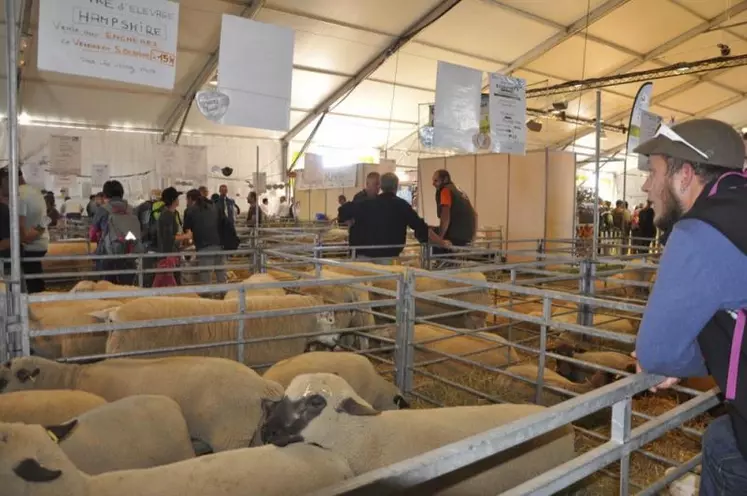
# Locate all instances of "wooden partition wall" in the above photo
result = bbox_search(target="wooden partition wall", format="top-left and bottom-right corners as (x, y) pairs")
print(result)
(418, 151), (576, 261)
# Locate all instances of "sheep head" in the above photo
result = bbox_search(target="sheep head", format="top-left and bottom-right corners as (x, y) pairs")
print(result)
(86, 306), (121, 323)
(0, 357), (53, 393)
(0, 422), (86, 495)
(260, 373), (379, 448)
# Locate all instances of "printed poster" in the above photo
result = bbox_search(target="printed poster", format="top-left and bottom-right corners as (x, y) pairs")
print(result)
(488, 73), (527, 155)
(37, 0), (180, 89)
(49, 135), (82, 175)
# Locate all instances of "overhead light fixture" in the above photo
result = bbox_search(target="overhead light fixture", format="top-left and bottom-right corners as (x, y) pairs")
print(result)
(552, 101), (568, 111)
(526, 119), (543, 132)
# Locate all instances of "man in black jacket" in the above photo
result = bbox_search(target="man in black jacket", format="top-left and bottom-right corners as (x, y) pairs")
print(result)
(348, 173), (448, 261)
(339, 172), (380, 250)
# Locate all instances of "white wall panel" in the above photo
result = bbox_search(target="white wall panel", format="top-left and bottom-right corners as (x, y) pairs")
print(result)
(475, 153), (508, 234)
(417, 157), (444, 225)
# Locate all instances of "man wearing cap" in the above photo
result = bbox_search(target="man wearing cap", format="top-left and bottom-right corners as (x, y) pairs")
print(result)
(632, 118), (747, 494)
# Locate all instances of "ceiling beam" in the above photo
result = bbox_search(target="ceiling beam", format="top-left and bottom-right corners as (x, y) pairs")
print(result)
(16, 0), (33, 113)
(549, 1), (747, 150)
(280, 0), (464, 145)
(488, 0), (632, 78)
(158, 0), (265, 142)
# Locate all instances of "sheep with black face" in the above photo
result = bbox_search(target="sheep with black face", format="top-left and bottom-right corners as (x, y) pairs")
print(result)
(260, 373), (575, 495)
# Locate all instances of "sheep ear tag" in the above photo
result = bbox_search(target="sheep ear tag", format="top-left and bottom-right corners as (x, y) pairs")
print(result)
(45, 419), (78, 444)
(196, 89), (230, 122)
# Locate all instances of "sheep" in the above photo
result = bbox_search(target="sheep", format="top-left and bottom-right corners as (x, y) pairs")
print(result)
(0, 355), (284, 452)
(321, 262), (492, 330)
(529, 310), (637, 335)
(90, 294), (340, 366)
(2, 422), (353, 496)
(42, 395), (194, 475)
(492, 363), (609, 412)
(298, 268), (377, 350)
(552, 344), (637, 385)
(370, 324), (520, 377)
(263, 351), (408, 411)
(260, 373), (575, 495)
(0, 390), (107, 425)
(69, 280), (200, 302)
(29, 298), (125, 325)
(42, 241), (96, 274)
(28, 300), (123, 359)
(223, 273), (287, 300)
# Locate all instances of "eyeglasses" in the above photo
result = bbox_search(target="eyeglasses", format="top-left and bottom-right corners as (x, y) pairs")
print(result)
(654, 123), (709, 160)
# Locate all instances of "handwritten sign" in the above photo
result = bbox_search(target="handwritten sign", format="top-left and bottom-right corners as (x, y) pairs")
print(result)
(155, 144), (207, 182)
(91, 163), (110, 187)
(49, 135), (82, 175)
(37, 0), (180, 89)
(196, 89), (230, 122)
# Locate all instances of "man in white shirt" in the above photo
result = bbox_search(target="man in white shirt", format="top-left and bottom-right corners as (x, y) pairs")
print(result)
(7, 169), (49, 292)
(60, 196), (84, 219)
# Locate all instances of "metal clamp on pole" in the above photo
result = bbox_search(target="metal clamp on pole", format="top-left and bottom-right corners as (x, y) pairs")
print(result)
(394, 271), (415, 394)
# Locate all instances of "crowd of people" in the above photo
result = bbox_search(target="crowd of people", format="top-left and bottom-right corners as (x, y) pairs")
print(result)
(335, 169), (477, 263)
(598, 197), (658, 253)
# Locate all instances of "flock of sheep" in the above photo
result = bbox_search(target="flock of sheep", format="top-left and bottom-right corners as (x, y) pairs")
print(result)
(0, 257), (712, 494)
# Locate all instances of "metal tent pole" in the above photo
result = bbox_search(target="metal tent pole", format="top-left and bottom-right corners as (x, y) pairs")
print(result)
(4, 0), (23, 359)
(591, 90), (602, 261)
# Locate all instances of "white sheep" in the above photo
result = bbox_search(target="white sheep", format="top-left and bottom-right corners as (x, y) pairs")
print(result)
(321, 263), (492, 330)
(370, 324), (520, 377)
(493, 363), (608, 406)
(260, 373), (575, 495)
(2, 422), (353, 496)
(0, 355), (284, 452)
(223, 273), (286, 300)
(263, 351), (407, 411)
(553, 344), (637, 384)
(43, 395), (194, 475)
(69, 280), (200, 301)
(89, 294), (340, 366)
(0, 390), (107, 425)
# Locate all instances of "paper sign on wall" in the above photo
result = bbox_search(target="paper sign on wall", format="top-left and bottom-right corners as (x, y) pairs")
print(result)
(488, 73), (527, 155)
(91, 164), (110, 187)
(217, 14), (294, 131)
(49, 135), (82, 175)
(433, 61), (482, 153)
(37, 0), (180, 90)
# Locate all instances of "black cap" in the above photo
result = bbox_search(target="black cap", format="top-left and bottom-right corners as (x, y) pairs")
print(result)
(161, 186), (183, 205)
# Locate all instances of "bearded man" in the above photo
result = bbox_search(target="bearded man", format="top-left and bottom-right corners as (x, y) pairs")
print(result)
(632, 118), (747, 495)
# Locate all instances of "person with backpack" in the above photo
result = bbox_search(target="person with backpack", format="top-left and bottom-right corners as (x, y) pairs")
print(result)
(630, 118), (747, 495)
(90, 180), (143, 285)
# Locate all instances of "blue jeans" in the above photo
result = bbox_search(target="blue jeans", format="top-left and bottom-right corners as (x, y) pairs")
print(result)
(701, 414), (747, 495)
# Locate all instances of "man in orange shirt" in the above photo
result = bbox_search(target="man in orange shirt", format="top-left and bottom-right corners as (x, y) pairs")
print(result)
(432, 169), (476, 252)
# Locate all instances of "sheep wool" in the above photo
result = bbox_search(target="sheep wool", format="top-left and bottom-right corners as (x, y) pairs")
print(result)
(224, 273), (287, 300)
(0, 390), (107, 426)
(1, 422), (354, 496)
(263, 351), (406, 411)
(322, 263), (492, 330)
(371, 324), (520, 377)
(494, 363), (605, 406)
(95, 294), (337, 366)
(42, 242), (96, 274)
(50, 395), (194, 475)
(262, 373), (575, 496)
(0, 356), (285, 452)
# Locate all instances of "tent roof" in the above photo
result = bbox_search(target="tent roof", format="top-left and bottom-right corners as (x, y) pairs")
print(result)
(7, 0), (747, 172)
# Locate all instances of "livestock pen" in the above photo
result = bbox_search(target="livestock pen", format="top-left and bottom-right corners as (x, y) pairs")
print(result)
(1, 239), (712, 495)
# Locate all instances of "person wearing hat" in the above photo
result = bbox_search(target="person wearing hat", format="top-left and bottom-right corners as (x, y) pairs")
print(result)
(156, 187), (190, 255)
(631, 118), (747, 494)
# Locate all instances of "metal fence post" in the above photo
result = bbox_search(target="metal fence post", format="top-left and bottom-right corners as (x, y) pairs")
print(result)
(259, 247), (267, 274)
(611, 397), (633, 496)
(536, 239), (545, 261)
(137, 254), (144, 287)
(19, 293), (30, 357)
(0, 288), (7, 362)
(237, 286), (246, 364)
(313, 234), (321, 277)
(395, 271), (415, 394)
(578, 260), (594, 329)
(535, 296), (551, 405)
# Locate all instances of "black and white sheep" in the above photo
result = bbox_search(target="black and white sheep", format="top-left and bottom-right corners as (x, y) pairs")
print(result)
(0, 356), (284, 452)
(260, 373), (575, 495)
(263, 351), (408, 411)
(1, 421), (353, 496)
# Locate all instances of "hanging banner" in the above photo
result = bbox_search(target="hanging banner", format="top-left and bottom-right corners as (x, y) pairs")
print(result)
(636, 110), (663, 172)
(181, 145), (208, 180)
(252, 172), (267, 194)
(49, 135), (82, 175)
(218, 15), (294, 131)
(488, 73), (527, 155)
(37, 0), (180, 89)
(21, 163), (46, 189)
(302, 153), (324, 185)
(91, 164), (110, 187)
(433, 61), (482, 152)
(624, 82), (654, 170)
(296, 164), (356, 190)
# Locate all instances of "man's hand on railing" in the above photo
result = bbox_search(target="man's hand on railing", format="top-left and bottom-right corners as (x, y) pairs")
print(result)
(631, 351), (681, 393)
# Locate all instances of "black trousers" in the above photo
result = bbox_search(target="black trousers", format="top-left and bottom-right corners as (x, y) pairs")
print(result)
(22, 249), (47, 293)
